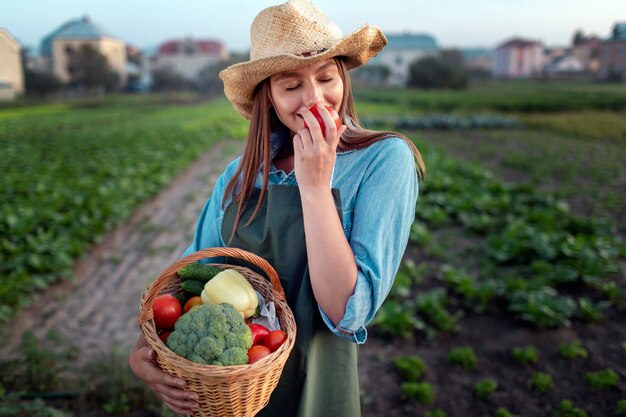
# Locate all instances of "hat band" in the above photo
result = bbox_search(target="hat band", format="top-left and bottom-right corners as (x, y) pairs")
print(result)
(296, 47), (329, 57)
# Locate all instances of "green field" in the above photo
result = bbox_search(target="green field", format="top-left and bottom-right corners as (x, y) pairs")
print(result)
(1, 82), (625, 416)
(1, 83), (624, 325)
(354, 82), (625, 416)
(354, 81), (626, 231)
(354, 80), (626, 115)
(0, 95), (248, 324)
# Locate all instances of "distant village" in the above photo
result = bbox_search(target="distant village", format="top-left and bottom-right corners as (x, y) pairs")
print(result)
(0, 16), (625, 101)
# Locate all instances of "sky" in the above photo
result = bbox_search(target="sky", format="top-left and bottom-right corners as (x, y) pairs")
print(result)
(2, 0), (625, 54)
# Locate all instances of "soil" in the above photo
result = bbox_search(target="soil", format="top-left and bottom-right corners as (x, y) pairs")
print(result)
(1, 136), (624, 417)
(360, 307), (626, 417)
(357, 129), (626, 417)
(0, 139), (246, 366)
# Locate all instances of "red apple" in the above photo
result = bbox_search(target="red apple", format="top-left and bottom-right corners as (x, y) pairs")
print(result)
(304, 105), (341, 137)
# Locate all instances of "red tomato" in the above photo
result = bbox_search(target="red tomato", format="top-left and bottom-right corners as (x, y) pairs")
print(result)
(248, 345), (272, 364)
(263, 330), (287, 352)
(248, 323), (271, 346)
(183, 296), (203, 313)
(158, 331), (172, 343)
(304, 105), (341, 137)
(153, 294), (181, 330)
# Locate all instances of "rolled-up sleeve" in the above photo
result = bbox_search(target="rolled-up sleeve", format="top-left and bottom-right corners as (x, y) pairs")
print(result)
(319, 138), (419, 343)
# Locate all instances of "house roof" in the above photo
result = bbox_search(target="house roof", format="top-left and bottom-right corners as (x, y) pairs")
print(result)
(157, 39), (225, 56)
(577, 37), (603, 49)
(497, 37), (542, 50)
(549, 54), (584, 67)
(40, 16), (118, 56)
(607, 22), (626, 41)
(0, 28), (21, 52)
(385, 33), (439, 51)
(462, 48), (494, 60)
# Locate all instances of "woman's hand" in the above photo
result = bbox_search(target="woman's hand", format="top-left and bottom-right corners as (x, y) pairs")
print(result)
(129, 336), (198, 415)
(293, 105), (347, 192)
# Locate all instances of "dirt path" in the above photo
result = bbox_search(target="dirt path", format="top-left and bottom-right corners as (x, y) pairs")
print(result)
(0, 139), (246, 366)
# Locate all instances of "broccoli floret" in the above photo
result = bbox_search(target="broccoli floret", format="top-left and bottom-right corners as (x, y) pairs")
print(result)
(223, 330), (252, 351)
(214, 347), (250, 366)
(193, 336), (225, 361)
(166, 303), (252, 366)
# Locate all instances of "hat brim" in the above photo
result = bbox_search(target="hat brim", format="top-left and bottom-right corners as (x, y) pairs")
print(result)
(219, 25), (387, 119)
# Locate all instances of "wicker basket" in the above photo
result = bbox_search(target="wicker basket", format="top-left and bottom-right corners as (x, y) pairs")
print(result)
(138, 247), (297, 417)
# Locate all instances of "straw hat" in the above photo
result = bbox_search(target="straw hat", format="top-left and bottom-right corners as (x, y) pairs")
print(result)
(219, 0), (387, 119)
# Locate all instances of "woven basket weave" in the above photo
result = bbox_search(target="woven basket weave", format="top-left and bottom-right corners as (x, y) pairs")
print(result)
(138, 247), (297, 417)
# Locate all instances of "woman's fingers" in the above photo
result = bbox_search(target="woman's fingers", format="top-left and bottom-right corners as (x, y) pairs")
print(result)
(129, 345), (157, 380)
(159, 389), (198, 415)
(296, 127), (313, 151)
(317, 105), (339, 145)
(129, 338), (197, 414)
(299, 108), (322, 141)
(164, 400), (196, 416)
(153, 380), (198, 414)
(338, 124), (347, 139)
(293, 132), (304, 154)
(134, 346), (186, 387)
(299, 105), (343, 151)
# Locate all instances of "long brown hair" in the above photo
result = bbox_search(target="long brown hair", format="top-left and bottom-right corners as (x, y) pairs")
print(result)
(223, 57), (426, 242)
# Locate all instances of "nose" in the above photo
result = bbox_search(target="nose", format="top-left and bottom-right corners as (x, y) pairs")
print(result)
(302, 82), (322, 108)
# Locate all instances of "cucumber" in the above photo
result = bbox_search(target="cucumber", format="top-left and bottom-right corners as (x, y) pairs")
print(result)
(180, 279), (205, 296)
(177, 263), (222, 283)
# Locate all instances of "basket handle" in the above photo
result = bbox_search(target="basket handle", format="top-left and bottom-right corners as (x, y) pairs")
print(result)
(138, 247), (283, 326)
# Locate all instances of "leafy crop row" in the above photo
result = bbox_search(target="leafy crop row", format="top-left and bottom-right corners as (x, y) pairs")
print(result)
(389, 342), (622, 416)
(354, 82), (626, 113)
(374, 148), (625, 337)
(362, 114), (522, 130)
(0, 97), (248, 324)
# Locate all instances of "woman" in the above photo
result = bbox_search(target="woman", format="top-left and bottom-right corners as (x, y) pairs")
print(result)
(129, 0), (425, 415)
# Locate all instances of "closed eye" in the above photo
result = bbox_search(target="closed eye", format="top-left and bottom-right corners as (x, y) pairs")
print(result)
(285, 84), (301, 91)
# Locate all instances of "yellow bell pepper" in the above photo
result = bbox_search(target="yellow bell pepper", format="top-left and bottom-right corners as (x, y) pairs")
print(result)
(200, 269), (259, 319)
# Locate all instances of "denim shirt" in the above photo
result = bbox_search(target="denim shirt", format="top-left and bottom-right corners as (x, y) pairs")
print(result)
(184, 126), (419, 344)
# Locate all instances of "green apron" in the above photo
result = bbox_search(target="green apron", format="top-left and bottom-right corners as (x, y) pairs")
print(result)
(221, 184), (360, 417)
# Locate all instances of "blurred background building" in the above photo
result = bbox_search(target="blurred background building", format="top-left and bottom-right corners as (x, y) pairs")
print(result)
(1, 15), (625, 101)
(492, 38), (544, 78)
(0, 28), (24, 100)
(369, 32), (440, 86)
(151, 38), (228, 81)
(41, 16), (127, 89)
(599, 22), (626, 82)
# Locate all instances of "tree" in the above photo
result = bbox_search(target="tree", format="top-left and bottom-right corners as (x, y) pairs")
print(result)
(196, 53), (250, 94)
(20, 47), (63, 98)
(572, 29), (585, 46)
(407, 55), (467, 90)
(24, 70), (63, 98)
(351, 64), (391, 86)
(66, 44), (119, 92)
(150, 67), (187, 92)
(196, 60), (233, 94)
(440, 49), (465, 69)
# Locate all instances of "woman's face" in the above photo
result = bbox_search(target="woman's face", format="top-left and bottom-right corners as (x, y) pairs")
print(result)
(269, 59), (344, 135)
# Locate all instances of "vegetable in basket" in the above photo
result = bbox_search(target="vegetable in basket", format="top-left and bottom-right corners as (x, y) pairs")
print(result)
(153, 294), (182, 330)
(177, 263), (223, 283)
(180, 279), (205, 296)
(201, 269), (259, 319)
(166, 303), (253, 366)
